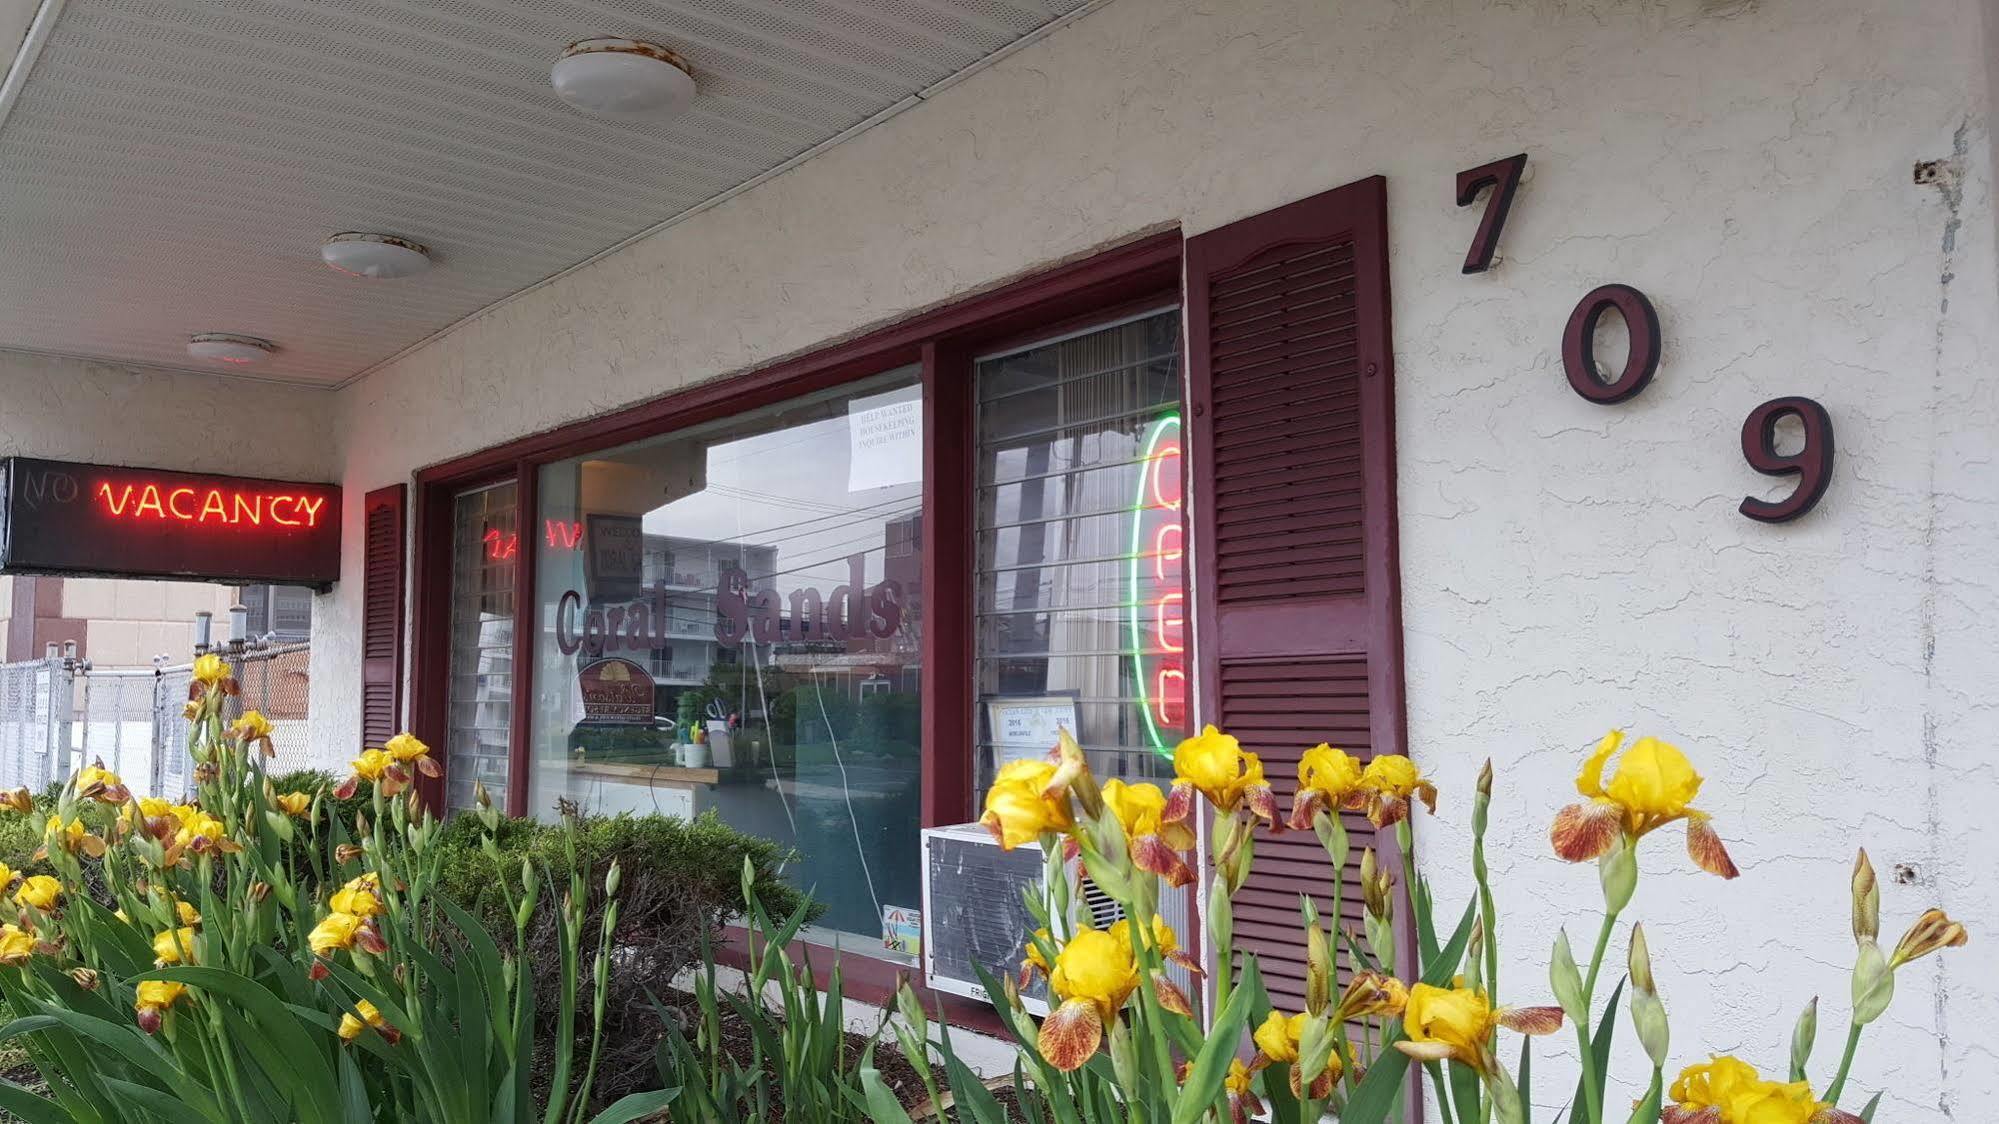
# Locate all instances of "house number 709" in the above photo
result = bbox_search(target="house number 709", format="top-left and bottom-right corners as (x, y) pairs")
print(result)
(1455, 153), (1836, 523)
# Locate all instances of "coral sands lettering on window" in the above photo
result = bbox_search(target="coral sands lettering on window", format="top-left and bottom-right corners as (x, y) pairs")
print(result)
(554, 553), (905, 659)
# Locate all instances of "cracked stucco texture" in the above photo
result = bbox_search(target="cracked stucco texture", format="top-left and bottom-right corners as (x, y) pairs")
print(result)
(0, 353), (332, 480)
(1, 0), (1987, 1117)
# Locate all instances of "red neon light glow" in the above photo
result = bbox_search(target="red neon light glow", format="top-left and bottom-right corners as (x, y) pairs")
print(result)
(1149, 444), (1182, 510)
(95, 482), (327, 528)
(545, 520), (583, 550)
(484, 528), (519, 562)
(1153, 591), (1185, 653)
(1130, 415), (1186, 756)
(1152, 523), (1182, 583)
(1155, 669), (1186, 726)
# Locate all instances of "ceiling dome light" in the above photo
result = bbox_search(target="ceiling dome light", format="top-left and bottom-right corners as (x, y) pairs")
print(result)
(187, 333), (275, 366)
(321, 232), (431, 279)
(551, 38), (695, 117)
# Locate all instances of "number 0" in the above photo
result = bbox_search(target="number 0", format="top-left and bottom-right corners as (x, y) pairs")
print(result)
(1740, 397), (1835, 523)
(1562, 284), (1660, 404)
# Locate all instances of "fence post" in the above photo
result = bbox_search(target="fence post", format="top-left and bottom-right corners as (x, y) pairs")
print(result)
(47, 656), (73, 787)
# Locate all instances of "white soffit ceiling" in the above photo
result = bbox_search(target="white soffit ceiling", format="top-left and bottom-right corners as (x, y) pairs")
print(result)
(0, 0), (1099, 387)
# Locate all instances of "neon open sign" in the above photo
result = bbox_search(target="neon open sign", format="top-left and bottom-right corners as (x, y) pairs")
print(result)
(1128, 415), (1186, 756)
(0, 458), (341, 589)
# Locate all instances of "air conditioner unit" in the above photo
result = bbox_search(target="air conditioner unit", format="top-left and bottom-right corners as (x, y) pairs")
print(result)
(920, 823), (1198, 1018)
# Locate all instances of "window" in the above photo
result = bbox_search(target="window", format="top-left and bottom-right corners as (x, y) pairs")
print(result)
(529, 369), (924, 952)
(238, 584), (314, 642)
(445, 482), (517, 812)
(973, 308), (1186, 796)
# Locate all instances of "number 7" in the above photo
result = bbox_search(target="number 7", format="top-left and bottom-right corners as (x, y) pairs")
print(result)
(1456, 153), (1528, 274)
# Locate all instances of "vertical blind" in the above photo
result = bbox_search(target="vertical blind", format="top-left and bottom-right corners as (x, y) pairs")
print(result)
(444, 481), (517, 812)
(972, 307), (1186, 795)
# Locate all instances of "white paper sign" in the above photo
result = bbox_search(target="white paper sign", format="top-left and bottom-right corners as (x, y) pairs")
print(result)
(847, 386), (922, 492)
(987, 697), (1080, 767)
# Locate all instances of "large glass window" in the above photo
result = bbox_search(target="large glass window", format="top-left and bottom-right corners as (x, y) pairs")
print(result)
(529, 370), (924, 952)
(973, 308), (1185, 796)
(446, 482), (518, 812)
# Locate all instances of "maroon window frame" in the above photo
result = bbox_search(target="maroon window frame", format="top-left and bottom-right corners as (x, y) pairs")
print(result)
(407, 232), (1180, 827)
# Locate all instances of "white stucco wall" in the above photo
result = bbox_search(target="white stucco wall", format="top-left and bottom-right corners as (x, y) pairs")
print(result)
(0, 350), (334, 481)
(320, 0), (1996, 1119)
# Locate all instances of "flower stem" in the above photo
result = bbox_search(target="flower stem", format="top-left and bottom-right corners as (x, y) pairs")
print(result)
(1581, 909), (1620, 1004)
(1573, 908), (1622, 1124)
(1825, 1022), (1864, 1105)
(1396, 819), (1425, 973)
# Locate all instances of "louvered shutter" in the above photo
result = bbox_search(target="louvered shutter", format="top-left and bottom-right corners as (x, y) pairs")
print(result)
(360, 484), (407, 750)
(1185, 176), (1405, 1011)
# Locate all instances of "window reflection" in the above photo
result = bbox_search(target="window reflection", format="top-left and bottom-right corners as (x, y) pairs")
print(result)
(531, 370), (923, 951)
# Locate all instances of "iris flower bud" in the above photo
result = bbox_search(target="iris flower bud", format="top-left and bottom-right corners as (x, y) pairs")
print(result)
(1789, 996), (1818, 1081)
(1850, 939), (1893, 1026)
(1549, 930), (1585, 1023)
(1851, 850), (1878, 944)
(1599, 836), (1638, 913)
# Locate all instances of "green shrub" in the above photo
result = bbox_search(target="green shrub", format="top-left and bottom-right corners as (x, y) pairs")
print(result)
(432, 807), (814, 1109)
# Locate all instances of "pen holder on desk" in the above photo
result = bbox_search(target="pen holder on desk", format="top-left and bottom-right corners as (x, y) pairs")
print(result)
(706, 720), (733, 768)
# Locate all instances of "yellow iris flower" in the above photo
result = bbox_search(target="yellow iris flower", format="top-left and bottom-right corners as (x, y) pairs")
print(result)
(134, 980), (188, 1034)
(230, 711), (274, 740)
(1250, 1009), (1342, 1096)
(331, 883), (384, 919)
(1101, 779), (1197, 887)
(1163, 726), (1277, 827)
(336, 748), (412, 799)
(152, 926), (199, 966)
(1037, 928), (1139, 1071)
(1107, 913), (1203, 980)
(1664, 1055), (1846, 1124)
(275, 791), (313, 817)
(1395, 982), (1563, 1074)
(44, 815), (105, 858)
(1252, 1009), (1307, 1064)
(230, 711), (277, 756)
(383, 733), (443, 779)
(1551, 731), (1738, 879)
(190, 654), (231, 686)
(1287, 743), (1366, 829)
(170, 810), (241, 857)
(13, 875), (61, 912)
(978, 760), (1075, 850)
(337, 999), (401, 1044)
(309, 911), (363, 956)
(0, 923), (37, 966)
(75, 763), (130, 804)
(1357, 753), (1439, 827)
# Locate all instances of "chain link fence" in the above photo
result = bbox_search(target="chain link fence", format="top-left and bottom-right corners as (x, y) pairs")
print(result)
(0, 644), (313, 800)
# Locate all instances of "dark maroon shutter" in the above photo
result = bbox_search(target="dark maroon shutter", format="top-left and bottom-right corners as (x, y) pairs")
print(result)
(360, 484), (407, 750)
(1185, 176), (1405, 1011)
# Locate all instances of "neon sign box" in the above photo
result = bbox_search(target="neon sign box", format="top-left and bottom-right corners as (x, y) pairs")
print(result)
(0, 458), (341, 589)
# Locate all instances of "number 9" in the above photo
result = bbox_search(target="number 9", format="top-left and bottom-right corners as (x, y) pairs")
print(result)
(1739, 397), (1834, 523)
